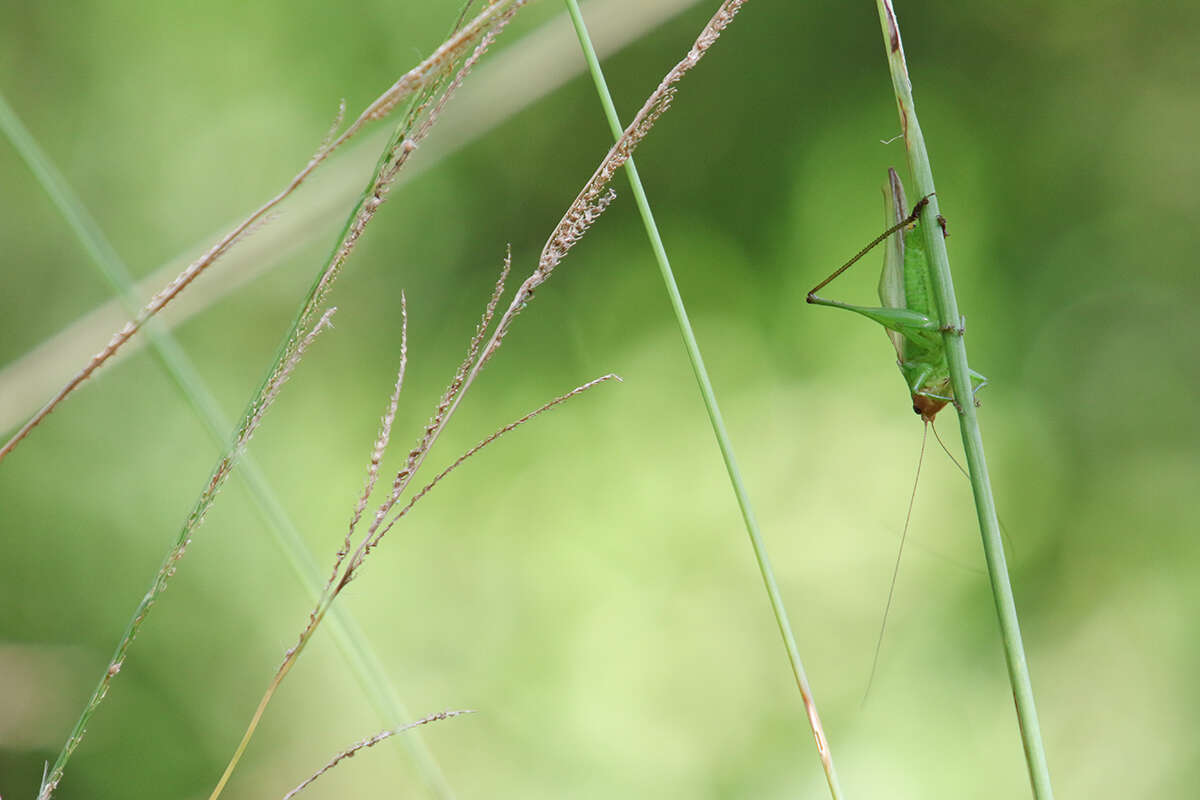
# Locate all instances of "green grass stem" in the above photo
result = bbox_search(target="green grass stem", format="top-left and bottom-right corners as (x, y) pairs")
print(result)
(874, 2), (1054, 797)
(563, 3), (843, 797)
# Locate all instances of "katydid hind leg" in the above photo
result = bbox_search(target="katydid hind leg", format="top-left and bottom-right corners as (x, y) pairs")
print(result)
(807, 296), (938, 334)
(806, 193), (932, 300)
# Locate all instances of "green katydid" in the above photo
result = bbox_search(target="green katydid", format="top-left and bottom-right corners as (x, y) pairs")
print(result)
(806, 167), (987, 421)
(806, 168), (989, 693)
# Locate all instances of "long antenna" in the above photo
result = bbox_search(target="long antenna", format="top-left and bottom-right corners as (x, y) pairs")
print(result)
(930, 420), (967, 478)
(931, 420), (1017, 560)
(863, 421), (929, 703)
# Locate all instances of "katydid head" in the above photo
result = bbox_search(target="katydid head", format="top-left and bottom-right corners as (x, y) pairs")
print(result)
(912, 393), (948, 423)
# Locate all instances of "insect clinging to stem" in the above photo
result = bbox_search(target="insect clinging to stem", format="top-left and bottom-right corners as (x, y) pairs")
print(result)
(806, 167), (987, 422)
(806, 168), (990, 693)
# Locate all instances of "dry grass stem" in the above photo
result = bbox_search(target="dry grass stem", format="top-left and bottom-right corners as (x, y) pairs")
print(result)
(0, 0), (525, 465)
(281, 710), (474, 800)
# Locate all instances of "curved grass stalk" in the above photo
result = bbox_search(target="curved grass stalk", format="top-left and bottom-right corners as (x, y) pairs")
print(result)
(874, 2), (1054, 797)
(562, 2), (844, 798)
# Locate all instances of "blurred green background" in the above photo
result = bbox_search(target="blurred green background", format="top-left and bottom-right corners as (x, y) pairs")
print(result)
(2, 0), (1198, 797)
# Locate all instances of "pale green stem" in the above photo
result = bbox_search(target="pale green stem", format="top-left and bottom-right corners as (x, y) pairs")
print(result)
(563, 3), (843, 798)
(0, 91), (453, 800)
(874, 2), (1054, 797)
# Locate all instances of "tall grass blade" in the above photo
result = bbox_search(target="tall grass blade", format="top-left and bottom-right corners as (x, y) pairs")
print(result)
(561, 3), (845, 798)
(874, 2), (1054, 796)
